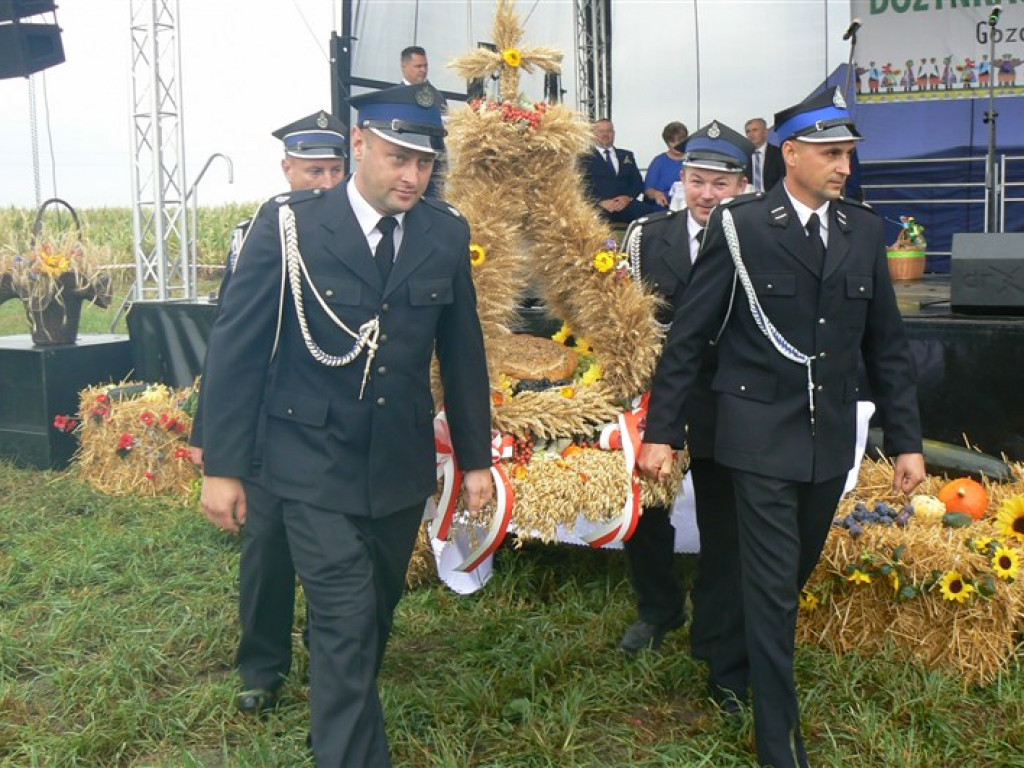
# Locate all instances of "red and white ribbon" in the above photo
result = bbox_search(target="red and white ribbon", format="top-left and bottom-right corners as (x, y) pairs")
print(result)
(427, 411), (462, 542)
(584, 393), (649, 547)
(455, 438), (515, 572)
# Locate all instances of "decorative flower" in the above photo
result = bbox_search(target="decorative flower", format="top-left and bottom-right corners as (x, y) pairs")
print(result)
(580, 363), (603, 386)
(971, 536), (995, 554)
(847, 569), (872, 585)
(117, 433), (135, 450)
(996, 495), (1024, 542)
(144, 470), (156, 481)
(559, 386), (576, 399)
(593, 250), (616, 273)
(551, 324), (571, 344)
(174, 447), (191, 459)
(502, 48), (522, 68)
(889, 570), (900, 595)
(574, 338), (594, 355)
(992, 546), (1021, 580)
(52, 414), (78, 433)
(938, 570), (975, 603)
(140, 411), (156, 427)
(799, 589), (819, 611)
(469, 243), (487, 267)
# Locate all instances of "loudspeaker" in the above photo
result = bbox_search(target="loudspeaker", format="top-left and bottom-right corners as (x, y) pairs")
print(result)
(0, 1), (57, 23)
(544, 73), (562, 104)
(951, 233), (1024, 315)
(0, 21), (64, 79)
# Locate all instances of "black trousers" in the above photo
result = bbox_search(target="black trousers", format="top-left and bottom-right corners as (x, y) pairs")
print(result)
(236, 479), (296, 692)
(624, 459), (741, 694)
(285, 499), (423, 768)
(731, 469), (846, 768)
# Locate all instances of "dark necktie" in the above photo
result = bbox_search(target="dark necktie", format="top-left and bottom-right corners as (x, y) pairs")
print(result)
(695, 228), (705, 245)
(603, 148), (615, 171)
(375, 216), (398, 285)
(805, 213), (826, 274)
(753, 149), (763, 192)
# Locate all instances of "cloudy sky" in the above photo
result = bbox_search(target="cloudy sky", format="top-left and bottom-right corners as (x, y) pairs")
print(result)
(0, 0), (851, 209)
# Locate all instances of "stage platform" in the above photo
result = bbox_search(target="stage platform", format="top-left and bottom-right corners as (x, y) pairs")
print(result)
(122, 276), (1024, 461)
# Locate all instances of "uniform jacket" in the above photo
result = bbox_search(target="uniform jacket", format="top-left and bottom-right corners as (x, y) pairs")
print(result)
(645, 183), (922, 483)
(198, 183), (492, 516)
(744, 142), (785, 194)
(580, 146), (644, 203)
(626, 210), (717, 459)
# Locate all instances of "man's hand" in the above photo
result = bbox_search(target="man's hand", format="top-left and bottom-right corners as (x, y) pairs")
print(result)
(463, 468), (495, 513)
(892, 452), (926, 495)
(638, 442), (675, 482)
(189, 446), (204, 470)
(201, 475), (247, 534)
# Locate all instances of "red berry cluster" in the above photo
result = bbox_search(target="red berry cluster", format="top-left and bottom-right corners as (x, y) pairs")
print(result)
(512, 435), (535, 465)
(472, 99), (548, 130)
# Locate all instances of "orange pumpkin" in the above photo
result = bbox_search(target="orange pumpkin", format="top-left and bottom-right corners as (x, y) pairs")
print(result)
(937, 477), (989, 520)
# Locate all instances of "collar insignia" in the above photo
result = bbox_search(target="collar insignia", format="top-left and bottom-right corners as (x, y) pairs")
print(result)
(833, 88), (847, 109)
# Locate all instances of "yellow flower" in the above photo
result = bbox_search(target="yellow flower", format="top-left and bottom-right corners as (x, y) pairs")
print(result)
(574, 337), (594, 355)
(847, 569), (872, 585)
(560, 386), (576, 399)
(996, 495), (1024, 542)
(799, 590), (819, 611)
(469, 243), (487, 266)
(39, 253), (71, 277)
(551, 323), (571, 344)
(938, 570), (975, 603)
(972, 536), (994, 554)
(593, 250), (616, 273)
(502, 48), (522, 68)
(889, 570), (900, 595)
(992, 546), (1021, 580)
(580, 363), (603, 386)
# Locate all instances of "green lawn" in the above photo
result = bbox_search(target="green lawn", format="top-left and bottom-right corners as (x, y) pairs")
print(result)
(1, 461), (1023, 767)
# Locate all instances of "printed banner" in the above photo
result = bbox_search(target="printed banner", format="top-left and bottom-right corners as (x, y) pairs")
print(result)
(851, 0), (1024, 103)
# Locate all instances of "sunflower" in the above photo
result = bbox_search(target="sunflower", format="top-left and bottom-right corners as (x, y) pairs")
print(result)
(574, 337), (594, 355)
(502, 48), (523, 68)
(559, 386), (576, 399)
(992, 546), (1021, 580)
(971, 536), (994, 554)
(593, 250), (616, 273)
(996, 495), (1024, 542)
(888, 570), (900, 595)
(938, 570), (975, 603)
(847, 569), (872, 585)
(580, 363), (603, 386)
(799, 589), (819, 611)
(469, 243), (487, 266)
(551, 323), (571, 344)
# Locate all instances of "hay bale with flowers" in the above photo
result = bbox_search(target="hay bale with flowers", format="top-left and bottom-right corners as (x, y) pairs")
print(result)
(427, 0), (676, 566)
(797, 457), (1024, 685)
(65, 381), (199, 497)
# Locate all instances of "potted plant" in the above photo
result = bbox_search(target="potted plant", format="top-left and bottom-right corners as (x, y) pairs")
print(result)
(0, 198), (113, 346)
(886, 215), (927, 283)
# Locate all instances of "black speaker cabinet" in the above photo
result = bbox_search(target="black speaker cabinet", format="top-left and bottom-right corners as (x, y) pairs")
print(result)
(0, 1), (58, 23)
(0, 334), (132, 470)
(0, 21), (64, 79)
(950, 233), (1024, 315)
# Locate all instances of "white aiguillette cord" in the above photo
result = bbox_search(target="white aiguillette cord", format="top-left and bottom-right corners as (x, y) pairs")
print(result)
(720, 208), (818, 432)
(278, 204), (380, 399)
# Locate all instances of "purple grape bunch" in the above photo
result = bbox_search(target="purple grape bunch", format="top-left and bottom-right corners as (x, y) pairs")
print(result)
(833, 501), (915, 539)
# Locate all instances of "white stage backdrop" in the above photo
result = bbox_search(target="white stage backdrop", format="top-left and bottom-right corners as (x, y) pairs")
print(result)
(851, 0), (1024, 103)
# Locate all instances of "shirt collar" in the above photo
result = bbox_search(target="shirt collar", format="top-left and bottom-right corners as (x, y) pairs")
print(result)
(347, 177), (406, 237)
(783, 182), (830, 232)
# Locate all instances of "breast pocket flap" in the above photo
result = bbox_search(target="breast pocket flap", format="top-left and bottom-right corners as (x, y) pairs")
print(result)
(410, 277), (454, 306)
(265, 391), (329, 426)
(712, 367), (778, 403)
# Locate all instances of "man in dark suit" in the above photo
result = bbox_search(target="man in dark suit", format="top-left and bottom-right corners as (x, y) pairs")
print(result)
(744, 117), (784, 194)
(619, 121), (752, 714)
(639, 88), (926, 768)
(189, 109), (347, 717)
(198, 84), (494, 767)
(580, 118), (656, 224)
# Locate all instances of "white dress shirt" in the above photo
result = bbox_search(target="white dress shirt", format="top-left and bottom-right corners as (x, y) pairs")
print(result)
(347, 178), (407, 257)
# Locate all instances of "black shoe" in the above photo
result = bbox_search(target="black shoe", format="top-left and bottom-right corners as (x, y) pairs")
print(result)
(235, 688), (279, 716)
(619, 609), (687, 653)
(708, 683), (747, 717)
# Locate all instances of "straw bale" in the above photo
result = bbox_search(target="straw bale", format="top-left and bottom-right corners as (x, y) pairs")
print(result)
(797, 458), (1024, 685)
(72, 381), (199, 497)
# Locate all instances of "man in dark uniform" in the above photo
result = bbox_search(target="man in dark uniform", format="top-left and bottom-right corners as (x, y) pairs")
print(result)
(190, 111), (346, 718)
(619, 121), (752, 713)
(198, 84), (494, 767)
(638, 88), (926, 768)
(580, 118), (656, 224)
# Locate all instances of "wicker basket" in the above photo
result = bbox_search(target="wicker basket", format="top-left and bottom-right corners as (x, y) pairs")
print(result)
(886, 248), (925, 282)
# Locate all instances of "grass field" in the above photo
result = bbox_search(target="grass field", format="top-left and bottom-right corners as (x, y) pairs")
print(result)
(2, 208), (1024, 766)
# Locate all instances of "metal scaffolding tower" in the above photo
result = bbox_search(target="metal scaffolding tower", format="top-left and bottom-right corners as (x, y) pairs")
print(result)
(129, 0), (191, 301)
(574, 0), (611, 120)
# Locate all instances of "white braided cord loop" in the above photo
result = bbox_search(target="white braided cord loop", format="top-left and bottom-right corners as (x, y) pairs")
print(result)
(720, 208), (817, 429)
(278, 205), (380, 397)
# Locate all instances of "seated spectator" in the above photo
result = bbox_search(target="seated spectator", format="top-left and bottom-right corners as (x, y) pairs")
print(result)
(580, 119), (656, 225)
(643, 121), (689, 210)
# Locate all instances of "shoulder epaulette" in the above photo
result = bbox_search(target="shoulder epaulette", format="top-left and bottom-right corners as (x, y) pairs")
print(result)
(838, 196), (877, 214)
(268, 187), (324, 207)
(633, 209), (677, 227)
(420, 196), (466, 222)
(720, 191), (764, 208)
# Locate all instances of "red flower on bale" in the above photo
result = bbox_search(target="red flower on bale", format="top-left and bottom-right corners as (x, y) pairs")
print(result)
(144, 471), (155, 481)
(140, 411), (156, 427)
(116, 433), (135, 457)
(52, 414), (78, 433)
(174, 447), (190, 459)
